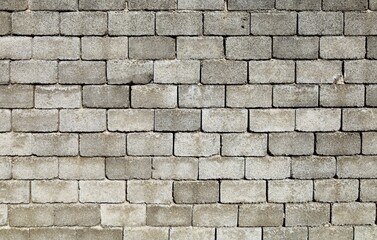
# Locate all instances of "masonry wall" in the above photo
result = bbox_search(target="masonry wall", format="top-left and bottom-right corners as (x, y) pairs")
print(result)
(0, 0), (377, 239)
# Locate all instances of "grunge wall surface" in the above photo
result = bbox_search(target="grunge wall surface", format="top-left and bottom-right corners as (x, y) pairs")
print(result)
(0, 0), (377, 239)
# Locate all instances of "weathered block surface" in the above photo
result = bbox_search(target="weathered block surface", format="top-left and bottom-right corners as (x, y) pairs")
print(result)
(246, 157), (290, 180)
(12, 12), (59, 35)
(226, 37), (271, 60)
(285, 203), (330, 226)
(158, 12), (202, 36)
(11, 60), (57, 84)
(127, 180), (172, 203)
(292, 156), (336, 179)
(174, 181), (219, 203)
(127, 133), (173, 156)
(106, 157), (151, 180)
(199, 156), (244, 179)
(79, 181), (126, 203)
(273, 37), (319, 59)
(239, 204), (284, 227)
(109, 12), (154, 36)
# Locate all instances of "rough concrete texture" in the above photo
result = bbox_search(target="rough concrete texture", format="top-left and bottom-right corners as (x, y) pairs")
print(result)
(0, 0), (376, 239)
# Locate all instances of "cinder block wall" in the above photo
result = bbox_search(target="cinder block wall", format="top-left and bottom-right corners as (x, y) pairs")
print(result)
(0, 0), (376, 239)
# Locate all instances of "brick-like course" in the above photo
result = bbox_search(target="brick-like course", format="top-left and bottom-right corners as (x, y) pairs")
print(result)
(0, 0), (376, 239)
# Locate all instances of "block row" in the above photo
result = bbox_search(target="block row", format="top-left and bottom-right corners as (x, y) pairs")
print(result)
(0, 132), (377, 157)
(3, 37), (377, 60)
(0, 0), (176, 11)
(1, 84), (377, 109)
(1, 155), (377, 180)
(0, 178), (376, 204)
(3, 11), (377, 36)
(0, 226), (376, 240)
(4, 60), (377, 84)
(1, 202), (376, 227)
(3, 108), (377, 133)
(0, 11), (370, 37)
(1, 226), (376, 240)
(2, 0), (377, 11)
